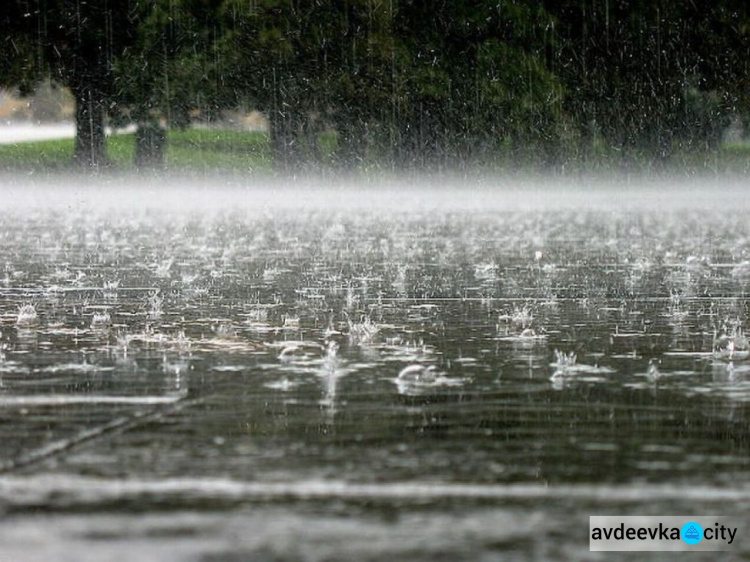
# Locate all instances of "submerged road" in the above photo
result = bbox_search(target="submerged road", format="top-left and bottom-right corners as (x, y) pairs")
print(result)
(1, 180), (750, 560)
(0, 122), (135, 144)
(0, 122), (75, 144)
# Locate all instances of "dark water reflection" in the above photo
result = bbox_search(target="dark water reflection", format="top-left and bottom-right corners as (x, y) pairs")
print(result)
(2, 183), (750, 559)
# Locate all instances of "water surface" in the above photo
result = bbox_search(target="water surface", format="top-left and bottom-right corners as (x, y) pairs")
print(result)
(1, 177), (750, 560)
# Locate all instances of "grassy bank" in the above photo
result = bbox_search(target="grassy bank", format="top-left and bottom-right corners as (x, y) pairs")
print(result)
(0, 128), (273, 173)
(0, 127), (749, 176)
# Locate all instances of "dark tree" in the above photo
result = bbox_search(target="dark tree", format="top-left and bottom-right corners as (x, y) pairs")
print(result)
(110, 0), (227, 168)
(545, 0), (750, 165)
(218, 1), (396, 173)
(5, 0), (750, 172)
(0, 3), (32, 91)
(388, 1), (565, 169)
(219, 1), (328, 173)
(5, 1), (139, 167)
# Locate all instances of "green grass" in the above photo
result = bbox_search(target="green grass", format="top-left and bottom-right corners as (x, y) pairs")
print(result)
(0, 127), (273, 173)
(166, 128), (271, 172)
(0, 136), (79, 170)
(1, 126), (749, 176)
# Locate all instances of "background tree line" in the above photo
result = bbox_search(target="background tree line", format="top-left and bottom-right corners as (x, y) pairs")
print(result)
(2, 0), (749, 172)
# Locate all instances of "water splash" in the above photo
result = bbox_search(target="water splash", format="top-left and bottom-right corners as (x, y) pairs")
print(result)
(91, 311), (111, 328)
(550, 349), (577, 378)
(394, 363), (465, 395)
(646, 359), (662, 383)
(16, 304), (38, 327)
(347, 314), (380, 344)
(549, 350), (615, 382)
(713, 326), (750, 361)
(147, 291), (164, 319)
(278, 341), (325, 363)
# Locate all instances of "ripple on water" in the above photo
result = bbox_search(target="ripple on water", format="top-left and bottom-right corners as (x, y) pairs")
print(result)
(1, 193), (750, 533)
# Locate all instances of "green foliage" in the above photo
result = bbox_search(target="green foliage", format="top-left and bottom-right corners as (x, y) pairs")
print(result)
(0, 129), (271, 173)
(3, 129), (750, 175)
(544, 0), (750, 164)
(3, 0), (750, 172)
(111, 0), (227, 129)
(382, 0), (570, 168)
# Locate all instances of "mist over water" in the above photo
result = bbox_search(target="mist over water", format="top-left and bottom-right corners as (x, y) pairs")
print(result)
(2, 172), (748, 211)
(2, 174), (750, 560)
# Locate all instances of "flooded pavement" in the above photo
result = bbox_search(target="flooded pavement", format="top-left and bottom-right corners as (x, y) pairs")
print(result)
(1, 177), (750, 560)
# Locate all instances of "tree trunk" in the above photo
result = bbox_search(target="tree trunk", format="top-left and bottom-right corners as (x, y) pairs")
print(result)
(135, 123), (167, 169)
(334, 113), (367, 171)
(302, 115), (322, 166)
(269, 109), (301, 175)
(72, 83), (108, 168)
